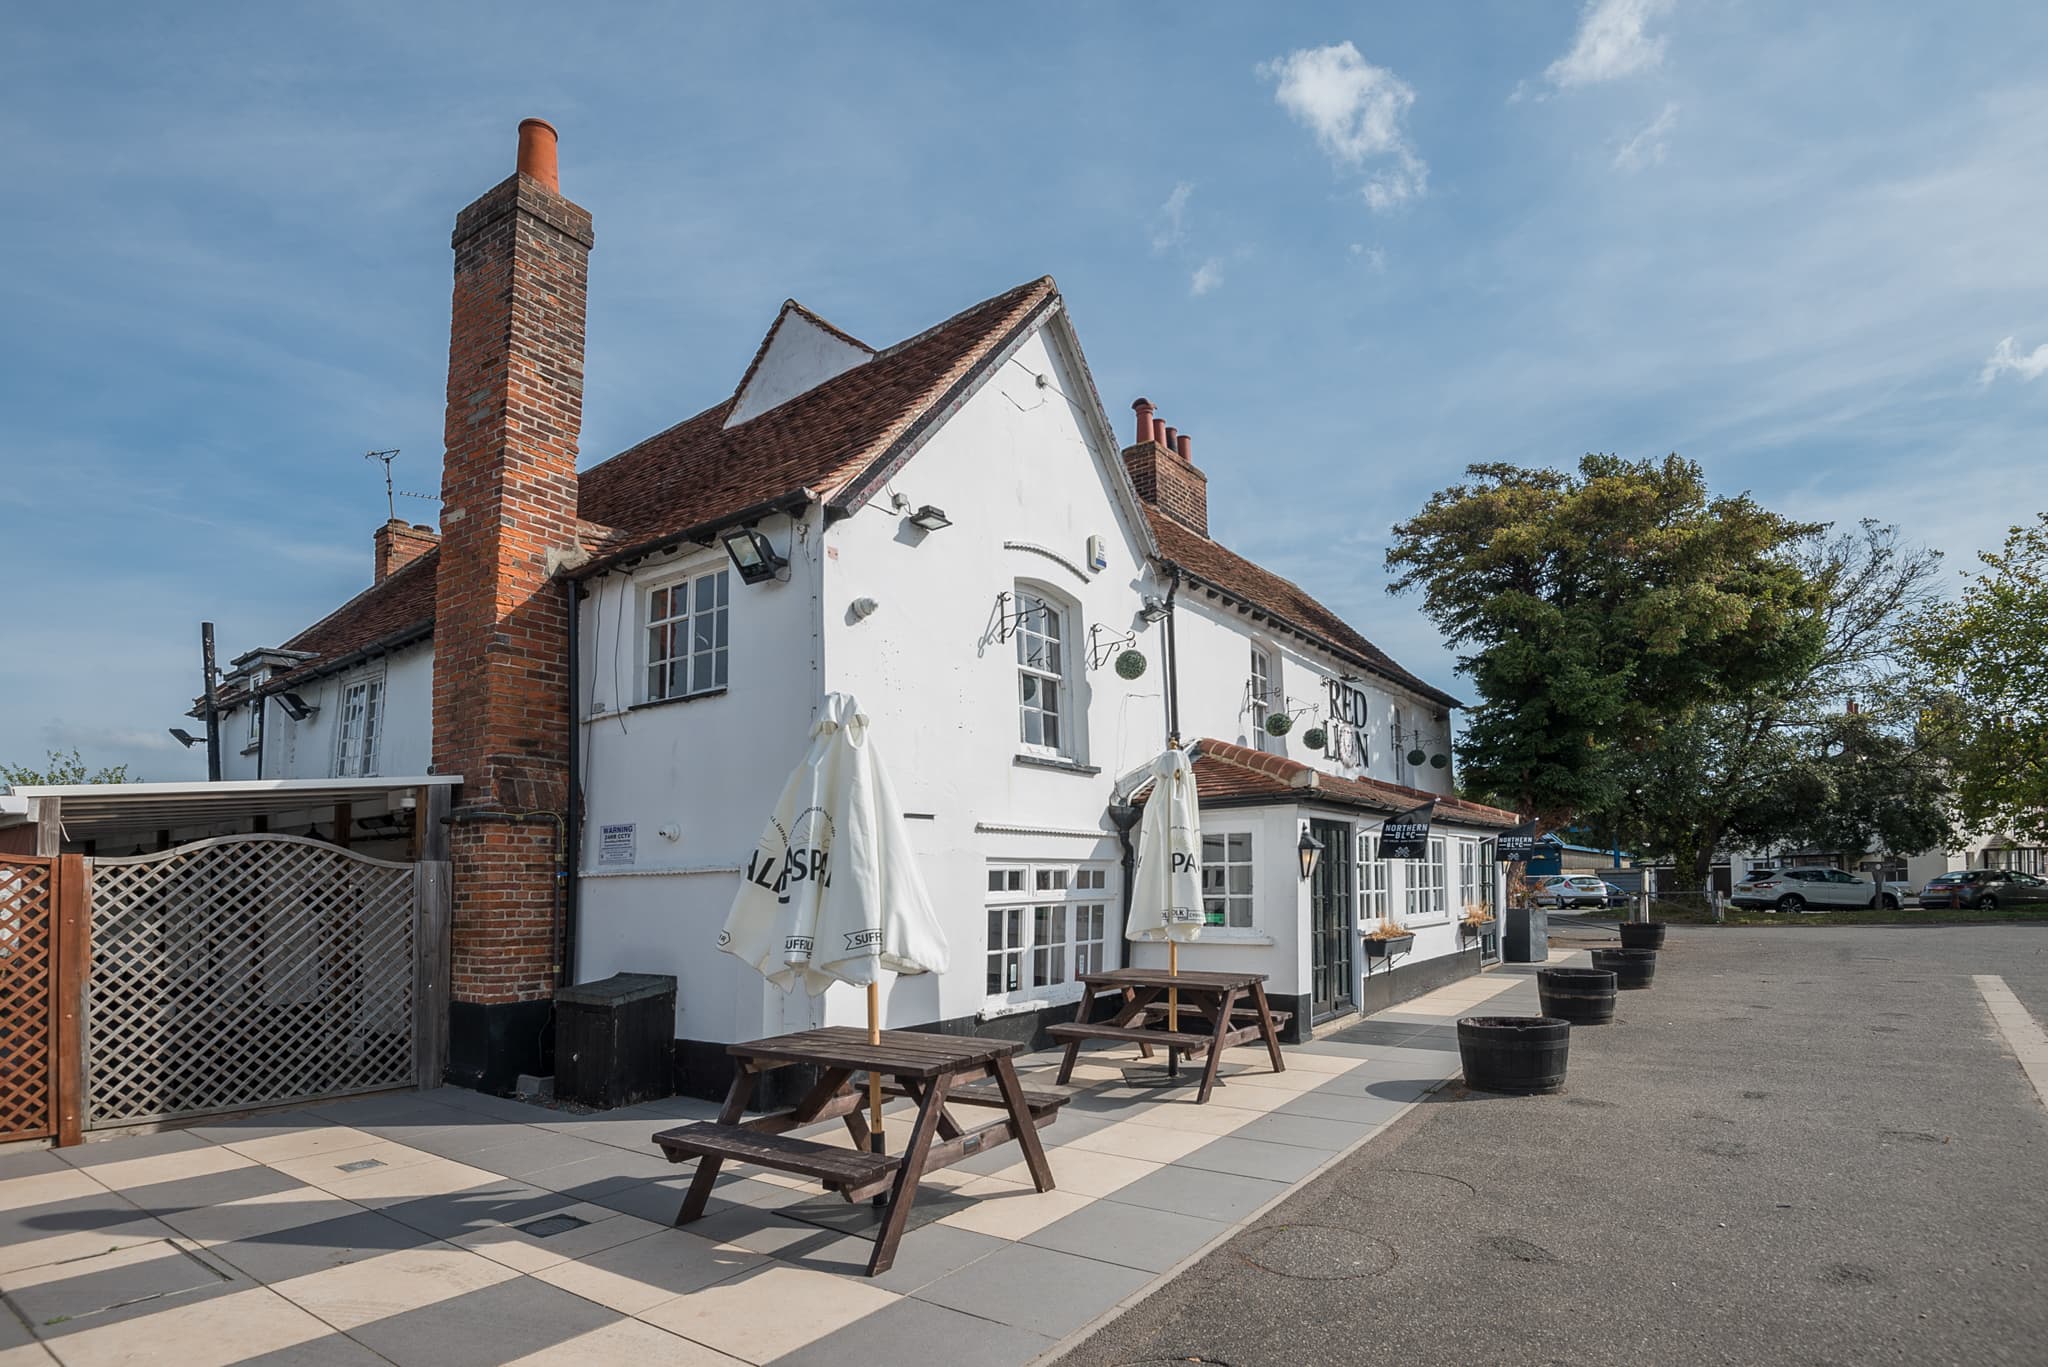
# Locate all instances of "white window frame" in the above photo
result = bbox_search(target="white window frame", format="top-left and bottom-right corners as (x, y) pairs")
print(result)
(1201, 830), (1256, 929)
(244, 669), (269, 751)
(1358, 832), (1391, 925)
(334, 674), (385, 778)
(984, 860), (1115, 1011)
(1249, 645), (1275, 751)
(643, 564), (731, 703)
(1404, 836), (1450, 925)
(1457, 839), (1491, 915)
(1014, 586), (1075, 759)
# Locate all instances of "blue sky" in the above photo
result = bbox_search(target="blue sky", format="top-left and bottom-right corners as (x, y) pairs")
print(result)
(6, 1), (2047, 779)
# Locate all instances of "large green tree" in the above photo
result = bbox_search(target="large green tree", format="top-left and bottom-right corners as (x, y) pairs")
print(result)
(1387, 454), (1822, 823)
(1601, 520), (1948, 885)
(1902, 513), (2048, 845)
(0, 748), (132, 786)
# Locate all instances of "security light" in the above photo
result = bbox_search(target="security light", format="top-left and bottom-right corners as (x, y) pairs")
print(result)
(169, 727), (200, 748)
(279, 692), (316, 721)
(1139, 594), (1171, 623)
(1298, 827), (1324, 882)
(908, 504), (952, 532)
(721, 526), (788, 584)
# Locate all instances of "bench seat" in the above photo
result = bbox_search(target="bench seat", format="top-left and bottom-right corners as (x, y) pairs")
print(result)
(1045, 1022), (1214, 1052)
(874, 1078), (1071, 1115)
(1138, 1002), (1294, 1029)
(653, 1122), (897, 1191)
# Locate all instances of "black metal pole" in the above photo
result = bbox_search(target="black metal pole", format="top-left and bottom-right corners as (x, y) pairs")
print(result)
(1161, 569), (1182, 746)
(200, 621), (223, 782)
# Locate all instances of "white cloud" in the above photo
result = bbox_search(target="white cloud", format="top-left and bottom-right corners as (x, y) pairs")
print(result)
(1152, 181), (1194, 252)
(1614, 102), (1680, 170)
(1190, 258), (1224, 296)
(1547, 0), (1675, 89)
(1980, 335), (2048, 384)
(1260, 41), (1427, 214)
(1350, 242), (1388, 271)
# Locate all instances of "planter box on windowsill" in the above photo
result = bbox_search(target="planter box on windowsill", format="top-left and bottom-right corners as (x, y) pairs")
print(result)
(1459, 919), (1497, 937)
(1364, 934), (1415, 958)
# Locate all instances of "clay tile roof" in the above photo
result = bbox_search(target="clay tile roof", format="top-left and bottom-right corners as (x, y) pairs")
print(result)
(208, 550), (439, 710)
(1143, 509), (1460, 710)
(229, 277), (1060, 701)
(1179, 737), (1522, 828)
(575, 276), (1057, 566)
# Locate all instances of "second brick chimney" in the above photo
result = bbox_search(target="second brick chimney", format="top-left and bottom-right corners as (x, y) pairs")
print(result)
(1122, 397), (1209, 536)
(432, 117), (594, 1091)
(373, 519), (439, 583)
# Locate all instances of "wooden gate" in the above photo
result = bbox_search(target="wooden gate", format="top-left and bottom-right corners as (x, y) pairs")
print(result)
(0, 853), (85, 1144)
(83, 835), (426, 1129)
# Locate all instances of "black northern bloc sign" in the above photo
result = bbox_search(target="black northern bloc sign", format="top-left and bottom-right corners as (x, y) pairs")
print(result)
(1496, 819), (1543, 863)
(1379, 802), (1435, 860)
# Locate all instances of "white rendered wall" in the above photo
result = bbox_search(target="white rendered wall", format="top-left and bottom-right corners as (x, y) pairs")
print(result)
(570, 508), (826, 1046)
(218, 646), (434, 783)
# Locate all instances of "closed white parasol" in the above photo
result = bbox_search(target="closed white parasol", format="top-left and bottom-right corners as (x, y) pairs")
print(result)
(1127, 746), (1205, 1036)
(719, 693), (947, 1157)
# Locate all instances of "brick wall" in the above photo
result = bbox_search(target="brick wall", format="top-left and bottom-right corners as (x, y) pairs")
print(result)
(373, 519), (440, 583)
(432, 164), (594, 1011)
(1122, 439), (1209, 537)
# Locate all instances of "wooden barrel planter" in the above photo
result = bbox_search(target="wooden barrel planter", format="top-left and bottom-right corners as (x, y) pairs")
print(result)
(1591, 947), (1657, 989)
(1618, 922), (1667, 951)
(1457, 1016), (1570, 1094)
(1537, 967), (1617, 1024)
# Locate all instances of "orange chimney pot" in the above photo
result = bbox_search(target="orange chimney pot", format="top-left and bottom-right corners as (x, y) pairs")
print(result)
(516, 118), (560, 193)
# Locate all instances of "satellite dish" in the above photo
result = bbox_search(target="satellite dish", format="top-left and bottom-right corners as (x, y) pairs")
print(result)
(1430, 753), (1449, 769)
(1406, 749), (1428, 766)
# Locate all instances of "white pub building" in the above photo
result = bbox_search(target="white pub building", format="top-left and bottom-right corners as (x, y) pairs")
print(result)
(196, 122), (1520, 1096)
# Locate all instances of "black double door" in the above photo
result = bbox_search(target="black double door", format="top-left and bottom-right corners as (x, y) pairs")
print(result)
(1309, 819), (1355, 1018)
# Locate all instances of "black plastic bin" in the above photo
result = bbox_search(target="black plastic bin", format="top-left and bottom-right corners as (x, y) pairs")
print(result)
(555, 973), (677, 1109)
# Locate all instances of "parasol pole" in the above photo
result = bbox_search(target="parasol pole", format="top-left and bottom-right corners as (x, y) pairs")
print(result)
(867, 980), (885, 1149)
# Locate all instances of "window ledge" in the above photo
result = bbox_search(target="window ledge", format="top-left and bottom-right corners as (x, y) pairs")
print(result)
(630, 687), (729, 714)
(979, 983), (1086, 1020)
(1187, 929), (1275, 946)
(1012, 754), (1101, 777)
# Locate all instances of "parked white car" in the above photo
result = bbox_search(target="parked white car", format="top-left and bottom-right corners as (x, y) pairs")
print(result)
(1529, 874), (1630, 909)
(1731, 867), (1907, 912)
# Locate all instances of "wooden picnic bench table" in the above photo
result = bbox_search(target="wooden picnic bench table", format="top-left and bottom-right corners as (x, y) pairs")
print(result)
(1048, 966), (1289, 1104)
(652, 1026), (1064, 1276)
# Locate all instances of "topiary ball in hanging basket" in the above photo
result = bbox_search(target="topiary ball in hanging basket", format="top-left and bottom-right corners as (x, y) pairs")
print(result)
(1430, 752), (1450, 769)
(1114, 648), (1147, 680)
(1301, 726), (1327, 751)
(1266, 713), (1294, 737)
(1407, 748), (1428, 767)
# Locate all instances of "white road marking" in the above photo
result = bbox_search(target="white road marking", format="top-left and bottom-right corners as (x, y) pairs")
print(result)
(1974, 975), (2048, 1111)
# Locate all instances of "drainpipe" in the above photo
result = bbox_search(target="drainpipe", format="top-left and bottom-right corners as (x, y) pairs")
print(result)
(562, 577), (583, 989)
(1161, 568), (1182, 747)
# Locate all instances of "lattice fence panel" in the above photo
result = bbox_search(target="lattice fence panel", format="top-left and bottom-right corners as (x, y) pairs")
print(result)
(0, 857), (56, 1141)
(86, 835), (417, 1128)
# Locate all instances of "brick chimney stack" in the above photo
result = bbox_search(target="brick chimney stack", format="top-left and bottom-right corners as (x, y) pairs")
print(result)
(432, 117), (594, 1092)
(1122, 397), (1209, 536)
(373, 519), (440, 583)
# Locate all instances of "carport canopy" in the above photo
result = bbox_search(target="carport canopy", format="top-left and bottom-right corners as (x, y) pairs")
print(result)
(1, 776), (458, 852)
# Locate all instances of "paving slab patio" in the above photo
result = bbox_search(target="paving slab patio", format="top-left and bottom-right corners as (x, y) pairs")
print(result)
(0, 961), (1553, 1366)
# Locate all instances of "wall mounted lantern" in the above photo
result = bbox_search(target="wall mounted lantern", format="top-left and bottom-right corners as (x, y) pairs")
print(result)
(721, 526), (788, 584)
(1298, 827), (1324, 882)
(908, 504), (952, 531)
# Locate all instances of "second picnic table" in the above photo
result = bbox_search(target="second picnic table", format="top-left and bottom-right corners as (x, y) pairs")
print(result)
(1049, 966), (1290, 1104)
(651, 1026), (1066, 1275)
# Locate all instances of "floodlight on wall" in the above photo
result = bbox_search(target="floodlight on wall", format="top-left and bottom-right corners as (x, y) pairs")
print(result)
(720, 526), (788, 584)
(1138, 594), (1171, 623)
(908, 504), (952, 532)
(168, 727), (201, 748)
(279, 692), (316, 721)
(1298, 826), (1324, 882)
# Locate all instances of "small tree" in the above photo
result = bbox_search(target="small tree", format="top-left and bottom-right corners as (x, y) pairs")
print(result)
(1902, 514), (2048, 846)
(0, 748), (132, 787)
(1387, 453), (1822, 824)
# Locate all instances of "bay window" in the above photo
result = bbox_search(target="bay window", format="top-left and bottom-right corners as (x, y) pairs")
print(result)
(986, 862), (1113, 1006)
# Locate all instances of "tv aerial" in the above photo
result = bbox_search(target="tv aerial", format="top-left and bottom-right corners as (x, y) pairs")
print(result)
(365, 449), (401, 519)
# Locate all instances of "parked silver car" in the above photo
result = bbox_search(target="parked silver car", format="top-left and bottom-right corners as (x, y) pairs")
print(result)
(1530, 874), (1630, 909)
(1732, 867), (1906, 912)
